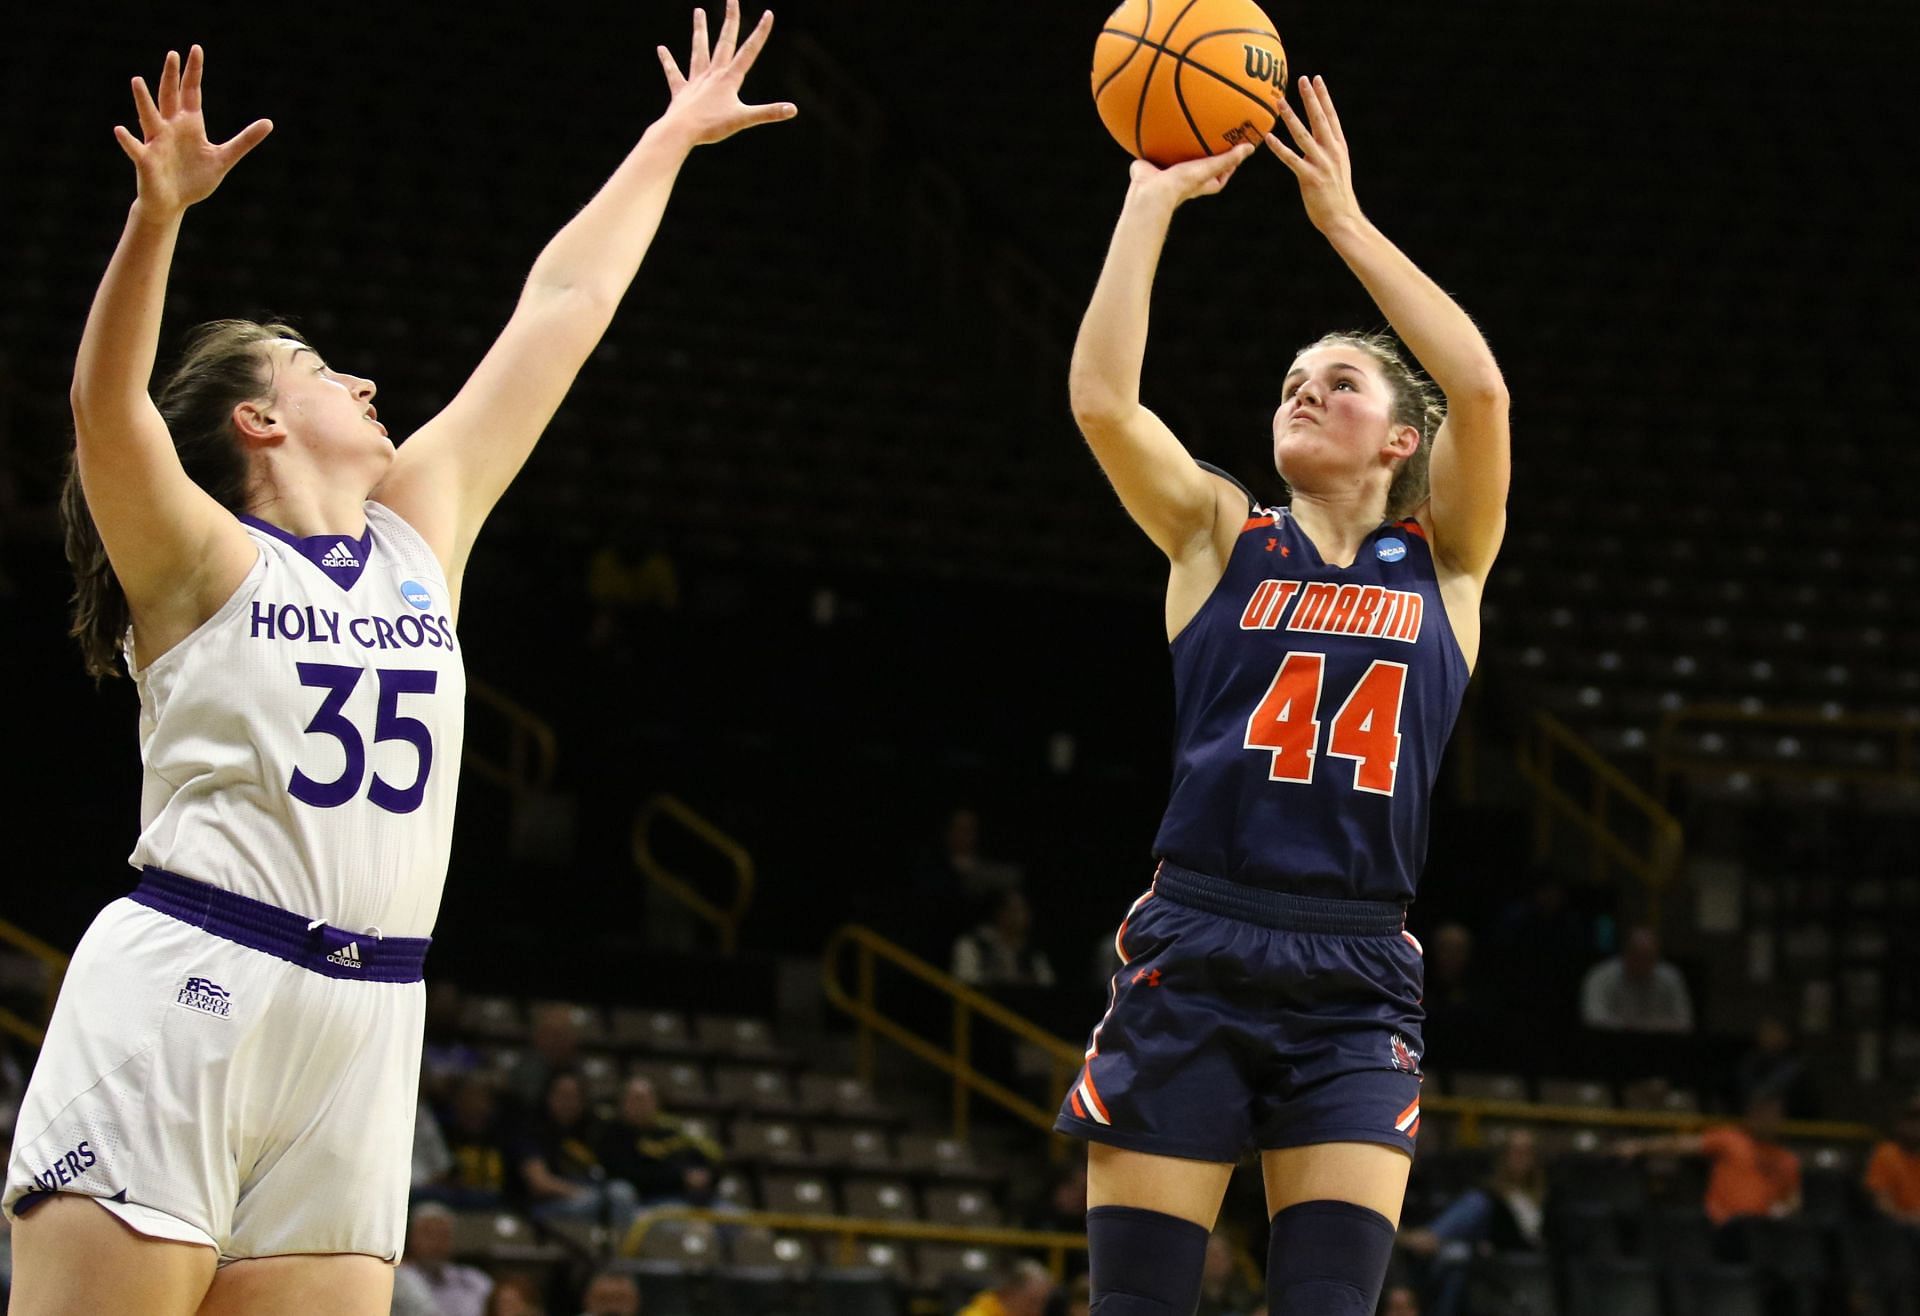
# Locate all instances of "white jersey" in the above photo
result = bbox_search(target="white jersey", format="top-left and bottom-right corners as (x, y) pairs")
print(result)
(128, 501), (465, 938)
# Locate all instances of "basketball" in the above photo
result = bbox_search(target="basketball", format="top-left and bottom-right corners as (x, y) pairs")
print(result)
(1092, 0), (1287, 166)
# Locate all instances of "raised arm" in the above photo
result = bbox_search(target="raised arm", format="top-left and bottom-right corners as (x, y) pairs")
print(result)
(72, 46), (272, 649)
(1068, 145), (1255, 564)
(1267, 77), (1510, 581)
(373, 0), (796, 590)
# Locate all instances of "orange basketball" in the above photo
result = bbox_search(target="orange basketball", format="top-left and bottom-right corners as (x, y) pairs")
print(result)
(1093, 0), (1288, 166)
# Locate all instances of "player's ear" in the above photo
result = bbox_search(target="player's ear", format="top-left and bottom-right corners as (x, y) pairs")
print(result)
(232, 400), (283, 447)
(1383, 422), (1420, 462)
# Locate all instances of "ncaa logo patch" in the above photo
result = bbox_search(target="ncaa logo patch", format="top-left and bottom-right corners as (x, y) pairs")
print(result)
(175, 975), (234, 1019)
(1376, 537), (1407, 563)
(400, 579), (433, 610)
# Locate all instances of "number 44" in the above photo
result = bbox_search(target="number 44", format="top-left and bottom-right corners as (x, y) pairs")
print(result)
(1243, 653), (1407, 795)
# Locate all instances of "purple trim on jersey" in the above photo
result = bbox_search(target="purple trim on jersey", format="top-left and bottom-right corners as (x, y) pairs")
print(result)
(130, 867), (428, 982)
(239, 514), (373, 592)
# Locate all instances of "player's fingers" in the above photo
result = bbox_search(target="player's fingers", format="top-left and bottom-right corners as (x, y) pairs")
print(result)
(1263, 131), (1305, 174)
(1297, 75), (1333, 143)
(736, 100), (798, 128)
(657, 46), (688, 93)
(733, 9), (774, 76)
(1274, 95), (1316, 156)
(112, 124), (144, 163)
(219, 117), (274, 166)
(158, 50), (181, 118)
(131, 76), (162, 138)
(1314, 75), (1347, 149)
(689, 7), (711, 76)
(715, 0), (741, 61)
(182, 44), (204, 114)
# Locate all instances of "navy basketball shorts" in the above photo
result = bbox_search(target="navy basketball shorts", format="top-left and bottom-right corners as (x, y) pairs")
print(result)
(1055, 862), (1425, 1163)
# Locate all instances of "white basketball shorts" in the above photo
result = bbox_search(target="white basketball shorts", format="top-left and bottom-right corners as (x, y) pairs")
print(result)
(3, 869), (428, 1262)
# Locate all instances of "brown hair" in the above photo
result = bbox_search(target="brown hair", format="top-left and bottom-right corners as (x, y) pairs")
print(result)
(1290, 330), (1445, 520)
(61, 319), (304, 678)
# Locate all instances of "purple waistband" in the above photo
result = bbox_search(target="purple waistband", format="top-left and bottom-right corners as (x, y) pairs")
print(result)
(131, 867), (429, 983)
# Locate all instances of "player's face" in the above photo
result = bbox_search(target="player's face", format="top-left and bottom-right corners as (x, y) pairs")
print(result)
(1272, 346), (1406, 490)
(265, 339), (393, 471)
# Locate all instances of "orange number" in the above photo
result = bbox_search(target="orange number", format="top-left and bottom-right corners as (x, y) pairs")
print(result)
(1243, 652), (1324, 782)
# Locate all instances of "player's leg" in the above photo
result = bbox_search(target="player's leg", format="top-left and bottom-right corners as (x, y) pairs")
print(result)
(1259, 1141), (1411, 1316)
(1085, 1143), (1230, 1315)
(197, 1254), (395, 1315)
(8, 1194), (217, 1316)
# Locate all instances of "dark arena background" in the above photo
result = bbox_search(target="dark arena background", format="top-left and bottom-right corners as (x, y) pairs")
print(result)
(1, 3), (1916, 1314)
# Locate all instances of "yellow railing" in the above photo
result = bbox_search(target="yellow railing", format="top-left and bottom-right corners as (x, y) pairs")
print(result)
(1656, 704), (1920, 793)
(621, 1205), (1087, 1279)
(464, 678), (558, 798)
(632, 794), (756, 956)
(1426, 1094), (1875, 1148)
(821, 925), (1083, 1144)
(0, 917), (71, 1048)
(1515, 711), (1685, 921)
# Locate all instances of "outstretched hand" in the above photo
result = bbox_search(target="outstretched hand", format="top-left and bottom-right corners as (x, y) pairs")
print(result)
(1266, 75), (1363, 234)
(656, 0), (797, 146)
(1126, 142), (1256, 210)
(114, 45), (272, 216)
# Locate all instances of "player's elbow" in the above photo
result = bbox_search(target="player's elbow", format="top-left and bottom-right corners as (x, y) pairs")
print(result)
(1450, 372), (1510, 414)
(1069, 380), (1136, 437)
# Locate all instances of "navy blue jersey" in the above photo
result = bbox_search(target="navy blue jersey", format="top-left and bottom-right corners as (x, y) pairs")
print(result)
(1151, 492), (1470, 903)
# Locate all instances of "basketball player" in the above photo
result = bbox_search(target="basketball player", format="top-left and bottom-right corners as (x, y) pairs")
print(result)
(3, 9), (793, 1313)
(1058, 77), (1509, 1315)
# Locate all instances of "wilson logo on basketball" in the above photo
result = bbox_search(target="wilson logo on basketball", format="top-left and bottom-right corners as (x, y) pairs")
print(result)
(1242, 46), (1283, 90)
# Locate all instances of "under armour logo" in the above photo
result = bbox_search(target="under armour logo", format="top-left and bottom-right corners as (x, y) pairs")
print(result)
(1132, 968), (1162, 987)
(1266, 537), (1278, 552)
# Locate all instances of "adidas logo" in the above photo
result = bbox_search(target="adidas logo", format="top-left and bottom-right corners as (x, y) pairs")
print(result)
(325, 941), (364, 970)
(321, 542), (360, 569)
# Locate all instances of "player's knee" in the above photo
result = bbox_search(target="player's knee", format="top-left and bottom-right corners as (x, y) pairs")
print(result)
(1266, 1199), (1395, 1316)
(1086, 1205), (1210, 1314)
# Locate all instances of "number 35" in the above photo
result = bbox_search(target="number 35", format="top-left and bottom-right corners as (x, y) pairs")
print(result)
(288, 663), (437, 814)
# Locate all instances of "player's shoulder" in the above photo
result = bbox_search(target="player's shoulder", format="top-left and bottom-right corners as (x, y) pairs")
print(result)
(1195, 460), (1258, 515)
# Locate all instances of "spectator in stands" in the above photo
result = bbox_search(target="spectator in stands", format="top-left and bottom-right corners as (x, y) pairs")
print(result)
(1487, 876), (1593, 1029)
(483, 1273), (548, 1316)
(921, 806), (1024, 909)
(512, 1003), (584, 1111)
(1419, 923), (1499, 1070)
(1615, 1093), (1801, 1227)
(420, 1074), (515, 1208)
(414, 1068), (455, 1190)
(1379, 1284), (1421, 1316)
(1864, 1089), (1920, 1226)
(1064, 1273), (1091, 1316)
(422, 980), (485, 1101)
(956, 1257), (1055, 1316)
(394, 1202), (493, 1316)
(1196, 1232), (1261, 1316)
(597, 1074), (722, 1206)
(1732, 1015), (1821, 1119)
(519, 1070), (639, 1231)
(573, 1267), (640, 1316)
(953, 889), (1056, 988)
(1395, 1129), (1546, 1316)
(1579, 926), (1695, 1033)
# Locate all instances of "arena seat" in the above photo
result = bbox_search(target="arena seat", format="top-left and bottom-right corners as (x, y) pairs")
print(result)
(1563, 1257), (1661, 1316)
(1667, 1264), (1768, 1316)
(814, 1266), (904, 1316)
(839, 1176), (919, 1223)
(1467, 1251), (1557, 1316)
